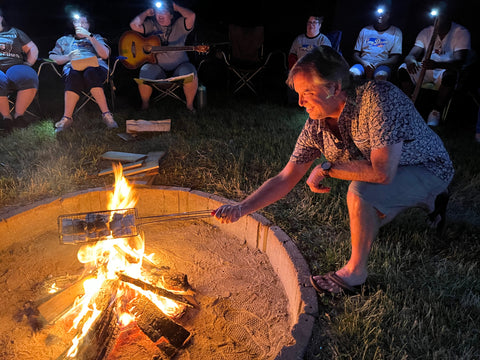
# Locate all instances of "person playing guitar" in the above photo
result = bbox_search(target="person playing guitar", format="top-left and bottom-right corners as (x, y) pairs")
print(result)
(129, 1), (198, 111)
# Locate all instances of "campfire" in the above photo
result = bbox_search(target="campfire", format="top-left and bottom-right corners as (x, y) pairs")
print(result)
(0, 172), (306, 359)
(39, 164), (194, 359)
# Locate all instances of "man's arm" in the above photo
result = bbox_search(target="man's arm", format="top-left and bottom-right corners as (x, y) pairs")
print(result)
(173, 2), (195, 30)
(404, 46), (424, 74)
(215, 160), (313, 222)
(423, 49), (469, 71)
(130, 8), (155, 33)
(306, 142), (403, 193)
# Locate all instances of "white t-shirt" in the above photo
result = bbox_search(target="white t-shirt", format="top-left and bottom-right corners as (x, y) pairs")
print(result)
(399, 22), (471, 88)
(354, 25), (402, 64)
(289, 33), (332, 59)
(415, 22), (471, 63)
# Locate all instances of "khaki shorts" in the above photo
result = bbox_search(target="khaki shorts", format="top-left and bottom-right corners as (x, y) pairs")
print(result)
(348, 166), (450, 226)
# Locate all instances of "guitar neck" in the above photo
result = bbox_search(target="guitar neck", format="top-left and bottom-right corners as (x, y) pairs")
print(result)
(150, 46), (196, 52)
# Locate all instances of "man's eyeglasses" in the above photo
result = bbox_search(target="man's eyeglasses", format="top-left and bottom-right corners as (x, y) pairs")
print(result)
(307, 21), (320, 25)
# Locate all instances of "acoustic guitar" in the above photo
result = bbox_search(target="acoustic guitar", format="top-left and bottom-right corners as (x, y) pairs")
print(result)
(118, 31), (209, 69)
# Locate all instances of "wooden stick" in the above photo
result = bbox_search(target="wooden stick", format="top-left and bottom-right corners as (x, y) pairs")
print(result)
(412, 16), (439, 103)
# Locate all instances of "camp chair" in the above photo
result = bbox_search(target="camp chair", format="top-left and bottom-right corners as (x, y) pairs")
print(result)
(326, 30), (342, 54)
(37, 46), (120, 114)
(220, 24), (277, 96)
(134, 72), (194, 106)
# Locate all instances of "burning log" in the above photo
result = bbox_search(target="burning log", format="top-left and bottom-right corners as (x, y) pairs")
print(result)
(128, 294), (191, 350)
(59, 280), (121, 360)
(37, 273), (96, 324)
(117, 272), (194, 308)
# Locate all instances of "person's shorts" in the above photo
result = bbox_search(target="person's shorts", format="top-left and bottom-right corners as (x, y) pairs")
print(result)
(398, 62), (445, 90)
(139, 62), (197, 80)
(64, 66), (107, 95)
(348, 165), (450, 226)
(349, 63), (392, 79)
(0, 64), (39, 96)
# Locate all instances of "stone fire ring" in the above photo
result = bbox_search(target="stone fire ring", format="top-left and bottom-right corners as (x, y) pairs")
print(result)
(0, 186), (318, 359)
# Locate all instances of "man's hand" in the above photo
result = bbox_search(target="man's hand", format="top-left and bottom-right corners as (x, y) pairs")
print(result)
(422, 59), (439, 70)
(406, 59), (421, 74)
(306, 165), (331, 193)
(213, 204), (243, 224)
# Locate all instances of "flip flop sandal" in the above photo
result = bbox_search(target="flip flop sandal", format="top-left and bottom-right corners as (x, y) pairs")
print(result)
(310, 272), (361, 295)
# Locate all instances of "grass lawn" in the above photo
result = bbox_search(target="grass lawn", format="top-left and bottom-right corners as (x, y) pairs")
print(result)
(1, 80), (479, 359)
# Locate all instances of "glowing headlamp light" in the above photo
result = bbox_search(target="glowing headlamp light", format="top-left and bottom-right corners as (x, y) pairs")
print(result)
(430, 9), (439, 17)
(376, 7), (385, 15)
(154, 1), (163, 9)
(72, 13), (80, 20)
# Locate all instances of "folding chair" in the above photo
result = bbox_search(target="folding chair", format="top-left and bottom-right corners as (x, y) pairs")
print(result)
(221, 24), (277, 96)
(134, 73), (194, 106)
(37, 46), (120, 115)
(326, 30), (343, 54)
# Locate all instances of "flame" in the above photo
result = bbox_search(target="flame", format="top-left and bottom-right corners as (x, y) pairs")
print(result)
(65, 163), (184, 357)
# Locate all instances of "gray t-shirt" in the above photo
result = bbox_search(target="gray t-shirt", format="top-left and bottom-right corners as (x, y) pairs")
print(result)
(143, 17), (192, 71)
(0, 27), (31, 71)
(49, 34), (108, 75)
(290, 81), (454, 183)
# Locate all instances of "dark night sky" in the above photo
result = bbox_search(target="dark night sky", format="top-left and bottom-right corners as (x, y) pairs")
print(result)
(1, 0), (478, 65)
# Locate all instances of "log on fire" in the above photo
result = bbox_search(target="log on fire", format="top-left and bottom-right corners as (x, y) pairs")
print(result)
(128, 294), (192, 350)
(117, 272), (195, 308)
(37, 273), (96, 324)
(58, 280), (121, 360)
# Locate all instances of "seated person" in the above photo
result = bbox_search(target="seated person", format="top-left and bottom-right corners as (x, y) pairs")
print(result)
(288, 15), (331, 70)
(398, 5), (471, 126)
(49, 11), (118, 132)
(130, 1), (198, 112)
(0, 8), (39, 131)
(349, 5), (402, 81)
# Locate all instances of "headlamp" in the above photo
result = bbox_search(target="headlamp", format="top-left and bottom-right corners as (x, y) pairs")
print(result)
(72, 13), (80, 20)
(430, 9), (439, 17)
(154, 1), (163, 9)
(376, 7), (385, 15)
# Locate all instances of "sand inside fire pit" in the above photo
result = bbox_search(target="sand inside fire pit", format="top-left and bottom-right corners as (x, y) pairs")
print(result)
(0, 218), (294, 359)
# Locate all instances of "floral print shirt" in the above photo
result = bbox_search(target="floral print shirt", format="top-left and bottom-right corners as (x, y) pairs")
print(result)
(290, 80), (454, 183)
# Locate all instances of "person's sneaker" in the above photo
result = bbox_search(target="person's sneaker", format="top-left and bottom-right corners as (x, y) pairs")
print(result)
(13, 115), (29, 129)
(55, 116), (73, 132)
(0, 116), (13, 132)
(102, 111), (118, 129)
(427, 109), (441, 127)
(426, 191), (450, 236)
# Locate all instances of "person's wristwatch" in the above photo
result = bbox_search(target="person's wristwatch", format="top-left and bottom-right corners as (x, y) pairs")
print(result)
(321, 161), (332, 178)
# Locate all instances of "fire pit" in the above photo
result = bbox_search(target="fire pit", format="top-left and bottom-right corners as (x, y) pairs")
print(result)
(0, 185), (317, 359)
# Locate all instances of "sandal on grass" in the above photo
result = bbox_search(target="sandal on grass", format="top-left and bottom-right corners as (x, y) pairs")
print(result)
(310, 272), (362, 295)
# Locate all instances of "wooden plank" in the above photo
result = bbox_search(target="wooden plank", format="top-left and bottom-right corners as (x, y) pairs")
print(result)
(123, 151), (165, 176)
(100, 151), (147, 163)
(126, 119), (171, 134)
(98, 160), (144, 176)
